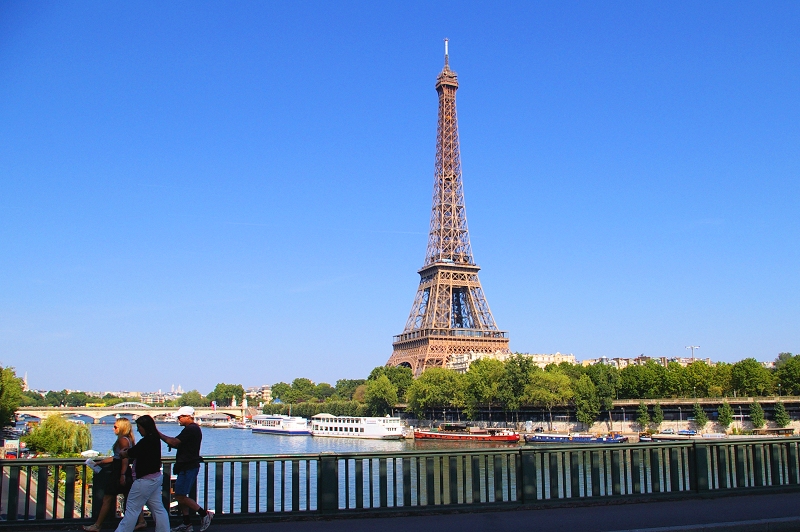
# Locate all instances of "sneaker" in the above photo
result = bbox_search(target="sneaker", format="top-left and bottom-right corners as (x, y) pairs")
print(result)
(170, 525), (192, 532)
(199, 511), (214, 532)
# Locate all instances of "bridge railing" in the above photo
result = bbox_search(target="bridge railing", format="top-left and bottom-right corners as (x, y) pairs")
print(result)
(2, 438), (799, 525)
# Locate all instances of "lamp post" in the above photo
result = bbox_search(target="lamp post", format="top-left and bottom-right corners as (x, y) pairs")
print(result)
(621, 407), (626, 432)
(678, 406), (682, 431)
(738, 405), (743, 431)
(778, 383), (781, 397)
(685, 345), (699, 363)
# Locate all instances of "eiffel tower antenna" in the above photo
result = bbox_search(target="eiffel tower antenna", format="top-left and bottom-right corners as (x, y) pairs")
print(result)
(387, 42), (510, 376)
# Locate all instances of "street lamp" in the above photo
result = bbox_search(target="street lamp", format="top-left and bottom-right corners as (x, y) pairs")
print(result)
(778, 383), (781, 397)
(621, 407), (626, 431)
(678, 406), (682, 431)
(685, 346), (700, 363)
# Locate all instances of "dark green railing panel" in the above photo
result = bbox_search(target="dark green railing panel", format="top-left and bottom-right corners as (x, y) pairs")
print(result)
(317, 455), (337, 512)
(379, 458), (388, 508)
(354, 458), (363, 509)
(36, 464), (49, 520)
(611, 449), (622, 495)
(789, 442), (798, 484)
(447, 456), (457, 505)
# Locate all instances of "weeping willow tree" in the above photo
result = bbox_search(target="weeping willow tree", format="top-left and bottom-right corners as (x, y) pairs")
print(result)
(23, 415), (92, 456)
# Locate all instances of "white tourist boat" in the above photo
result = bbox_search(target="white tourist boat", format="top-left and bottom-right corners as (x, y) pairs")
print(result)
(311, 414), (408, 440)
(251, 414), (311, 436)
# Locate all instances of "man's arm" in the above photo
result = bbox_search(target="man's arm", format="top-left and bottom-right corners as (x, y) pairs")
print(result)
(158, 430), (182, 448)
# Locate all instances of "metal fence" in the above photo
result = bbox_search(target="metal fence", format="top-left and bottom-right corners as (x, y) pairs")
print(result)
(2, 438), (799, 525)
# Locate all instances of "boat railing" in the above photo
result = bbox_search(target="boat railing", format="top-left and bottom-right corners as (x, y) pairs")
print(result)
(2, 438), (800, 525)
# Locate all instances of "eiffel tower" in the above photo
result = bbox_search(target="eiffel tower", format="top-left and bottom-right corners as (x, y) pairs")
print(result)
(387, 40), (509, 376)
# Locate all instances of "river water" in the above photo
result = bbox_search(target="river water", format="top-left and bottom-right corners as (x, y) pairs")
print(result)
(89, 423), (520, 457)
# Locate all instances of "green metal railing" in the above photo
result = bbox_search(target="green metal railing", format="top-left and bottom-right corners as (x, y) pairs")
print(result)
(2, 438), (799, 525)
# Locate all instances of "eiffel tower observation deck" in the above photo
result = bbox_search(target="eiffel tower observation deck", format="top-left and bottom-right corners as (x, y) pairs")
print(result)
(387, 40), (510, 376)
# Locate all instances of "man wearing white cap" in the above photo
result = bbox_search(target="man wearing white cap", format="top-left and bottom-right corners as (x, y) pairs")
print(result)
(157, 406), (213, 532)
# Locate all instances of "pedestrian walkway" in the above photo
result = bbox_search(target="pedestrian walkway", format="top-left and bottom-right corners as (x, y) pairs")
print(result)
(205, 491), (800, 532)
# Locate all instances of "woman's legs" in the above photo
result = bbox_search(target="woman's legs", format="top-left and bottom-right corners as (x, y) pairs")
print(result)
(114, 480), (148, 532)
(83, 494), (115, 530)
(143, 475), (170, 532)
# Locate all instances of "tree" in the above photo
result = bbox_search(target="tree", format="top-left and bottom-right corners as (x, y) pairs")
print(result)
(463, 358), (505, 420)
(636, 402), (650, 430)
(333, 379), (366, 401)
(775, 352), (794, 370)
(619, 361), (665, 399)
(776, 355), (800, 395)
(178, 390), (209, 407)
(717, 401), (734, 430)
(709, 362), (732, 397)
(271, 382), (292, 403)
(523, 371), (573, 430)
(20, 390), (45, 407)
(23, 414), (92, 456)
(750, 400), (765, 429)
(774, 401), (790, 428)
(313, 383), (336, 401)
(206, 383), (246, 407)
(731, 358), (772, 397)
(651, 403), (664, 430)
(406, 368), (464, 419)
(498, 355), (536, 419)
(0, 366), (23, 426)
(44, 390), (68, 407)
(368, 366), (413, 401)
(573, 375), (600, 429)
(363, 375), (398, 416)
(692, 402), (708, 432)
(585, 363), (619, 426)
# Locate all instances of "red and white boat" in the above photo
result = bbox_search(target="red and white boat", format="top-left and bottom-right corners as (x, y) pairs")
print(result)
(414, 423), (519, 442)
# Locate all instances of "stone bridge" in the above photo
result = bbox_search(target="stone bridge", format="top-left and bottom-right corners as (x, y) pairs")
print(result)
(16, 403), (248, 422)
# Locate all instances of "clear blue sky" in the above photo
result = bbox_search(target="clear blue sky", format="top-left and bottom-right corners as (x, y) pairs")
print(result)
(2, 2), (798, 394)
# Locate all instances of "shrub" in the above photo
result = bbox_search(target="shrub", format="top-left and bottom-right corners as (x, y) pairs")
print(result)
(23, 415), (92, 456)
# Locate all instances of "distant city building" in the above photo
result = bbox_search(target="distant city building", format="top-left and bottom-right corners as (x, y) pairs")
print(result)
(246, 385), (272, 403)
(447, 351), (576, 373)
(104, 391), (142, 399)
(581, 356), (714, 368)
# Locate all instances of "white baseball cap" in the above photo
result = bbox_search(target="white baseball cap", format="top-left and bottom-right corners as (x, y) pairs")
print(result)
(173, 406), (195, 418)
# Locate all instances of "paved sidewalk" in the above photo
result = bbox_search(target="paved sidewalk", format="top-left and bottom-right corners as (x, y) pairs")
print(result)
(200, 491), (799, 532)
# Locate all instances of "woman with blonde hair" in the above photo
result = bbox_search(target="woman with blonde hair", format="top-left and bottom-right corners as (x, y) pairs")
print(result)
(83, 418), (146, 531)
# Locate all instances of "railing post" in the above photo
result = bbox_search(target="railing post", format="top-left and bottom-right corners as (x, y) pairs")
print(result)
(161, 462), (172, 516)
(317, 454), (338, 513)
(92, 464), (109, 519)
(694, 442), (710, 492)
(520, 449), (536, 504)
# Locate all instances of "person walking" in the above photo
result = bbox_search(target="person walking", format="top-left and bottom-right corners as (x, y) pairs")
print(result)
(83, 418), (146, 531)
(158, 406), (213, 532)
(115, 415), (169, 532)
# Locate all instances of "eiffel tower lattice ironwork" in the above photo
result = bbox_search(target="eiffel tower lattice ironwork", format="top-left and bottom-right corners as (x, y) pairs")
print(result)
(387, 40), (509, 376)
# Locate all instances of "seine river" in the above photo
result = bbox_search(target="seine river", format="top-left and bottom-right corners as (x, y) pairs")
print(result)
(88, 422), (520, 456)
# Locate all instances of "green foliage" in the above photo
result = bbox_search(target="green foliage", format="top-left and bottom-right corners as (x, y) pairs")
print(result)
(573, 375), (600, 429)
(636, 401), (650, 429)
(775, 352), (793, 370)
(749, 400), (765, 429)
(23, 415), (92, 456)
(462, 358), (505, 420)
(651, 403), (664, 429)
(0, 366), (23, 425)
(102, 395), (125, 406)
(368, 366), (413, 401)
(363, 375), (398, 416)
(585, 363), (619, 424)
(44, 390), (68, 406)
(333, 379), (366, 401)
(268, 378), (335, 403)
(731, 358), (772, 397)
(717, 401), (734, 429)
(776, 355), (800, 395)
(774, 401), (790, 428)
(262, 400), (366, 417)
(406, 368), (464, 418)
(178, 390), (210, 407)
(207, 383), (246, 406)
(523, 370), (573, 429)
(692, 402), (708, 431)
(618, 361), (666, 399)
(64, 392), (93, 407)
(20, 390), (45, 407)
(499, 354), (537, 412)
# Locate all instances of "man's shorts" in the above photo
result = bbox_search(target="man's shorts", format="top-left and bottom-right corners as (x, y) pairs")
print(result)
(174, 467), (200, 496)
